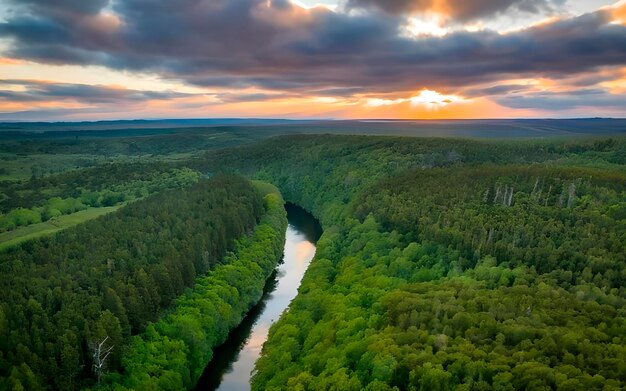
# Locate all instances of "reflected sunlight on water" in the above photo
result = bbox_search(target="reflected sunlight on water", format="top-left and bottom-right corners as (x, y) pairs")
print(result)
(195, 205), (322, 391)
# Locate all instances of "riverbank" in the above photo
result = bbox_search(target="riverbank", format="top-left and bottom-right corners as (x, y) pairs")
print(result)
(195, 202), (322, 390)
(103, 183), (288, 390)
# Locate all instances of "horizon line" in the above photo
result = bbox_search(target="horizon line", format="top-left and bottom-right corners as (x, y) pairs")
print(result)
(1, 117), (625, 125)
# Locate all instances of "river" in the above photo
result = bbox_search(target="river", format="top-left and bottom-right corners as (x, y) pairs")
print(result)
(194, 203), (322, 391)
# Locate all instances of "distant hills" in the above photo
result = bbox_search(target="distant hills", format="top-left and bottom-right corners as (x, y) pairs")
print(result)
(1, 118), (625, 138)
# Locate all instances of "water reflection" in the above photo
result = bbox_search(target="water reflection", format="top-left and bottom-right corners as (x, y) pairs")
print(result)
(194, 203), (322, 391)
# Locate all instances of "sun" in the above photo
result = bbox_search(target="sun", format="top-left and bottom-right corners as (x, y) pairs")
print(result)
(405, 17), (449, 37)
(410, 89), (462, 107)
(365, 89), (464, 109)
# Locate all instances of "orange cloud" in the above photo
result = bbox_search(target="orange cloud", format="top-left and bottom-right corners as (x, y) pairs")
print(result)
(600, 67), (626, 93)
(0, 100), (87, 112)
(343, 96), (531, 119)
(612, 1), (626, 24)
(0, 57), (23, 65)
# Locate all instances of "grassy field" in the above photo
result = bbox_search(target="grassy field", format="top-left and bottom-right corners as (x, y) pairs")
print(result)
(0, 205), (124, 251)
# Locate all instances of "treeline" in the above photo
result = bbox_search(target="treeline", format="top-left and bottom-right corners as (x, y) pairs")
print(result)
(0, 125), (279, 157)
(0, 176), (264, 390)
(103, 188), (287, 390)
(195, 135), (626, 226)
(192, 135), (626, 390)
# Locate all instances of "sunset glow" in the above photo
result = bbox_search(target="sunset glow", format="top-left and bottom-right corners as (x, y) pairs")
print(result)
(404, 17), (449, 37)
(0, 0), (624, 120)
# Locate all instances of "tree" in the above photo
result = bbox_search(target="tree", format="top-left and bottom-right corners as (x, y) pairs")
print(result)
(90, 336), (114, 385)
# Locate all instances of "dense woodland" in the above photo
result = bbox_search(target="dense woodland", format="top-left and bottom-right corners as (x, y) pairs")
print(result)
(0, 163), (200, 232)
(0, 176), (265, 389)
(1, 131), (625, 390)
(104, 188), (287, 390)
(196, 135), (626, 390)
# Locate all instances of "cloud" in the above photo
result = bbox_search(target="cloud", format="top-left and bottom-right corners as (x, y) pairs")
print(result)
(344, 0), (565, 22)
(215, 92), (299, 103)
(613, 1), (626, 24)
(0, 80), (191, 104)
(11, 0), (110, 15)
(0, 0), (625, 112)
(463, 84), (531, 97)
(459, 71), (626, 112)
(496, 88), (626, 111)
(0, 108), (105, 121)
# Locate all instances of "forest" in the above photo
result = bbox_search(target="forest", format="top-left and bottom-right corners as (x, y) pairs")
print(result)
(195, 134), (626, 390)
(0, 176), (267, 390)
(0, 163), (200, 232)
(102, 187), (287, 390)
(1, 126), (625, 390)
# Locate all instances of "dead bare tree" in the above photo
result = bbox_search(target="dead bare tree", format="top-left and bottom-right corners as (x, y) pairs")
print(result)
(567, 182), (577, 208)
(532, 178), (539, 196)
(558, 183), (566, 207)
(90, 336), (114, 385)
(544, 185), (552, 207)
(493, 186), (501, 204)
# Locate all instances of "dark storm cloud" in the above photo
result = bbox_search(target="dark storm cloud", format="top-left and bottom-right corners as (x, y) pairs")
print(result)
(345, 0), (564, 21)
(1, 0), (625, 98)
(0, 80), (190, 104)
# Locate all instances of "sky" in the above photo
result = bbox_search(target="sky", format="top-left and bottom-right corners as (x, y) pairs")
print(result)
(0, 0), (625, 120)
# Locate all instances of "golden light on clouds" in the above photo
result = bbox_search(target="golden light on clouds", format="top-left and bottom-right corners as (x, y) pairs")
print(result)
(351, 96), (524, 119)
(601, 67), (626, 93)
(612, 1), (626, 24)
(0, 0), (625, 120)
(367, 89), (465, 109)
(290, 0), (337, 11)
(1, 100), (88, 112)
(404, 17), (448, 37)
(410, 89), (463, 107)
(0, 60), (205, 93)
(0, 57), (22, 65)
